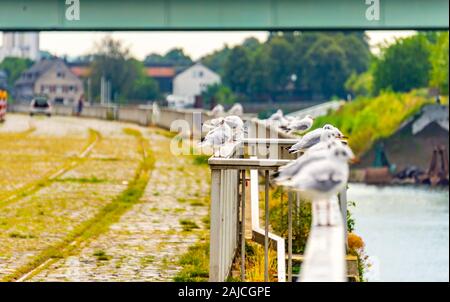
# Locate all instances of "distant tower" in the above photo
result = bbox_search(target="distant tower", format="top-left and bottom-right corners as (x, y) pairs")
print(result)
(0, 32), (40, 62)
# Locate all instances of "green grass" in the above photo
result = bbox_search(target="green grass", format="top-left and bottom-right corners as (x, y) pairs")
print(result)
(312, 90), (446, 156)
(93, 250), (112, 261)
(9, 232), (35, 239)
(56, 176), (107, 184)
(174, 240), (209, 282)
(179, 219), (200, 232)
(192, 155), (210, 166)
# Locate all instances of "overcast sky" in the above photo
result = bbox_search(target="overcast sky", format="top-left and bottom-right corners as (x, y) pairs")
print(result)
(0, 30), (415, 60)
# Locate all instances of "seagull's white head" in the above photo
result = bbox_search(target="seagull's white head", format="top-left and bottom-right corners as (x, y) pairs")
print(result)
(320, 129), (336, 142)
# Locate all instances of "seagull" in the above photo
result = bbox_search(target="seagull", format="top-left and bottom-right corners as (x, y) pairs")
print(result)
(305, 135), (347, 155)
(276, 143), (355, 225)
(281, 115), (314, 133)
(203, 115), (245, 142)
(267, 109), (291, 129)
(198, 120), (232, 156)
(228, 103), (244, 116)
(211, 104), (225, 117)
(323, 124), (347, 139)
(268, 109), (284, 122)
(287, 127), (336, 154)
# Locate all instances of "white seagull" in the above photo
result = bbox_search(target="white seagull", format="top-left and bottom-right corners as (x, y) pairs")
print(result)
(228, 103), (244, 116)
(198, 120), (232, 148)
(211, 104), (225, 117)
(282, 115), (314, 133)
(288, 127), (336, 154)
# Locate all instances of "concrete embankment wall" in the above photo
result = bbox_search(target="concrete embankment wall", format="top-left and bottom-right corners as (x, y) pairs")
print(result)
(8, 103), (295, 141)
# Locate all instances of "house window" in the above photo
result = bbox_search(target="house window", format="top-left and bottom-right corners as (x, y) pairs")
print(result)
(57, 72), (65, 78)
(49, 85), (56, 93)
(193, 70), (204, 78)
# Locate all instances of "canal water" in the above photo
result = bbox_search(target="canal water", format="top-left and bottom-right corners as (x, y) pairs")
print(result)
(347, 183), (449, 282)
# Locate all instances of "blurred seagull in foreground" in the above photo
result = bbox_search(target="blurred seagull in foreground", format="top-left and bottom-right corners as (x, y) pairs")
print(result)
(275, 143), (354, 225)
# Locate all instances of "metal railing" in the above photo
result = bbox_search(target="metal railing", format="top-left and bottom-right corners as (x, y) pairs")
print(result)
(208, 122), (348, 282)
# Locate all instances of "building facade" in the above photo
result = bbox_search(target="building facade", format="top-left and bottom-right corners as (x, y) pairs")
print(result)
(172, 63), (221, 106)
(15, 59), (84, 104)
(0, 32), (40, 62)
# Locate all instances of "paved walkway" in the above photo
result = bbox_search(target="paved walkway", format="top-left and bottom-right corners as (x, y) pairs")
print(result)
(0, 115), (210, 281)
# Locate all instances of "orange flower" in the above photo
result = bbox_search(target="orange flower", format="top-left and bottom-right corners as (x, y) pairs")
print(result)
(348, 233), (365, 251)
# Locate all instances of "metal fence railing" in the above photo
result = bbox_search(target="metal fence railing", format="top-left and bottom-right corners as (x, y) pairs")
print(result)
(208, 123), (348, 282)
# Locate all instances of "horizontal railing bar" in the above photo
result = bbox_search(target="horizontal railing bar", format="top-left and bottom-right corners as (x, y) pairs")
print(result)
(242, 138), (299, 145)
(209, 158), (291, 170)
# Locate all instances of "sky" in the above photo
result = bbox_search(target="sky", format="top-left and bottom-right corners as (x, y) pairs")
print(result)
(0, 30), (415, 60)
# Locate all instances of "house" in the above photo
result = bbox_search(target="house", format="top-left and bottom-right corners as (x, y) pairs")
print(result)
(144, 63), (176, 94)
(356, 103), (449, 172)
(172, 63), (221, 107)
(0, 32), (40, 62)
(15, 59), (84, 104)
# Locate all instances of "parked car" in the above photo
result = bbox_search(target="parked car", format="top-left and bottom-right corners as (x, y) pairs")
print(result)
(30, 96), (52, 117)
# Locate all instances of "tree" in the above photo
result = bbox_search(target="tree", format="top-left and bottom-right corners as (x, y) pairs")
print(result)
(201, 83), (236, 108)
(128, 59), (159, 101)
(302, 36), (350, 99)
(0, 57), (33, 88)
(373, 34), (432, 94)
(345, 71), (374, 97)
(90, 36), (139, 102)
(201, 46), (231, 76)
(267, 36), (294, 92)
(144, 48), (192, 68)
(223, 46), (252, 94)
(429, 31), (449, 95)
(164, 48), (192, 66)
(90, 37), (159, 103)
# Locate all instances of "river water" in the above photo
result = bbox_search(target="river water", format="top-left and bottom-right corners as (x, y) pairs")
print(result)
(347, 183), (449, 282)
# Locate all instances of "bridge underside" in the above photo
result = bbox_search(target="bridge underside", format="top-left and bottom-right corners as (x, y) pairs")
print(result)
(0, 0), (448, 31)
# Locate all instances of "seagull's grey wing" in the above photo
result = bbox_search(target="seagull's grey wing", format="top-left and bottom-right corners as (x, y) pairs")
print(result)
(311, 170), (345, 192)
(275, 154), (327, 183)
(301, 133), (321, 149)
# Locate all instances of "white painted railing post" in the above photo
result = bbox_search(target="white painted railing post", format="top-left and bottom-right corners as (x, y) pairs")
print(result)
(209, 169), (222, 281)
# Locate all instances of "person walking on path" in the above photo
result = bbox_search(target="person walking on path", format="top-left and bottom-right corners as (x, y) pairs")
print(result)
(76, 94), (85, 116)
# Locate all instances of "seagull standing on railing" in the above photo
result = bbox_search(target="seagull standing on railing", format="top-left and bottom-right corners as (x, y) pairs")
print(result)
(281, 115), (314, 134)
(288, 127), (337, 154)
(323, 124), (346, 139)
(198, 119), (233, 157)
(228, 103), (244, 116)
(275, 143), (354, 225)
(203, 115), (245, 142)
(211, 104), (225, 117)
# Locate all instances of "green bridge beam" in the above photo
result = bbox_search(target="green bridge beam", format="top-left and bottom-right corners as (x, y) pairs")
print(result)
(0, 0), (448, 31)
